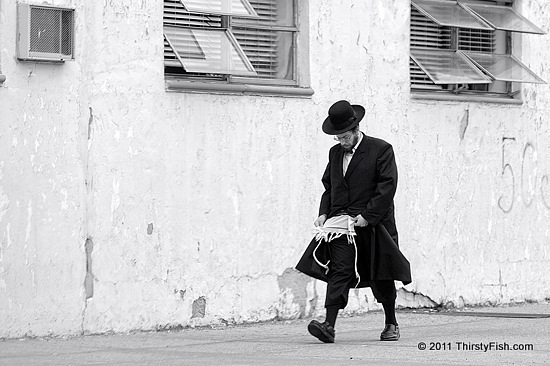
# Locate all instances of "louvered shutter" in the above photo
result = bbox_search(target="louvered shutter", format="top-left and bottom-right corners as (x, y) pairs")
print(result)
(164, 0), (222, 69)
(232, 0), (296, 81)
(410, 0), (545, 91)
(163, 0), (297, 82)
(410, 6), (451, 89)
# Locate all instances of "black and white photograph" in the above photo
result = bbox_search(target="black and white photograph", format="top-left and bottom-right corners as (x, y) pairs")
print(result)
(0, 0), (549, 365)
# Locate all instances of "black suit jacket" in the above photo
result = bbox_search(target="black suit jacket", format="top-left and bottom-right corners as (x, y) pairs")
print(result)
(296, 133), (411, 287)
(319, 133), (398, 243)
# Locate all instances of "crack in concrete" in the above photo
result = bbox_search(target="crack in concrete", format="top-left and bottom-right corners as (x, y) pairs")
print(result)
(84, 238), (94, 299)
(397, 287), (439, 308)
(459, 108), (469, 141)
(81, 106), (95, 335)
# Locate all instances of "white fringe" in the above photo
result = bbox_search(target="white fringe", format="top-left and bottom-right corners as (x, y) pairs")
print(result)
(311, 215), (361, 286)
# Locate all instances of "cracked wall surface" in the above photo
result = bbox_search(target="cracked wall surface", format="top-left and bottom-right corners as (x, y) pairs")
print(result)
(0, 0), (549, 338)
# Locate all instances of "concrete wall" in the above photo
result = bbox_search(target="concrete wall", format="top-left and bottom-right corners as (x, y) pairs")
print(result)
(0, 0), (549, 338)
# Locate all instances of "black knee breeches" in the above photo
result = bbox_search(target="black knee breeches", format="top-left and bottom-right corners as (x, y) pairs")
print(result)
(324, 236), (396, 308)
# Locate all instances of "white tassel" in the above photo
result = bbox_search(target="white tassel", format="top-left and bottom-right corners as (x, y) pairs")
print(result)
(312, 239), (330, 275)
(310, 215), (361, 285)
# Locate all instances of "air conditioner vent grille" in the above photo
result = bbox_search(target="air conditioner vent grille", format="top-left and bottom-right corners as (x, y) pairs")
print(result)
(30, 8), (61, 53)
(18, 4), (75, 62)
(61, 11), (74, 56)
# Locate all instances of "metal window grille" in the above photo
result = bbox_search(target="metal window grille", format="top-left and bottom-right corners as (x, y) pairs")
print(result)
(458, 28), (495, 53)
(29, 8), (61, 53)
(60, 10), (74, 56)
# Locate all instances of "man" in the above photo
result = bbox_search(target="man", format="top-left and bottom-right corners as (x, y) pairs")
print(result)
(296, 100), (411, 343)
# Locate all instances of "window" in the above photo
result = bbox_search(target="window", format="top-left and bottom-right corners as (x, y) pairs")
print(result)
(410, 0), (546, 100)
(163, 0), (312, 95)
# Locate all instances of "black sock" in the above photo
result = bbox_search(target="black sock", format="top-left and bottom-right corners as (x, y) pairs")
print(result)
(382, 302), (398, 326)
(325, 305), (339, 327)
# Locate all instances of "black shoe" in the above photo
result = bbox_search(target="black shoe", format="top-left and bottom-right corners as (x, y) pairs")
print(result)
(380, 324), (400, 341)
(307, 320), (335, 343)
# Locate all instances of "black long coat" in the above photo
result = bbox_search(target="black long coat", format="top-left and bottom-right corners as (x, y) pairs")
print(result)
(296, 134), (411, 287)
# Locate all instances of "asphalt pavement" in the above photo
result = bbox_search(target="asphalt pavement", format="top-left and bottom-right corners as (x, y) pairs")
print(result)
(1, 302), (549, 366)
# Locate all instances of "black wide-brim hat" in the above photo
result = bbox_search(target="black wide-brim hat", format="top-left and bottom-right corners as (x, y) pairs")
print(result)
(322, 100), (365, 135)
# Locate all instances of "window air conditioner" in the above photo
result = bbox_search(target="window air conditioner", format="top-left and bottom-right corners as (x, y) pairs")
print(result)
(17, 3), (75, 62)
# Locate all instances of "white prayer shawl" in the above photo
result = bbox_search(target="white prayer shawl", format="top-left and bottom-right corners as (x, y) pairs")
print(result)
(312, 215), (361, 287)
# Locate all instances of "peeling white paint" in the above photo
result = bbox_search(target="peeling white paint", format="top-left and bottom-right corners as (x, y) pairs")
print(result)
(25, 200), (32, 243)
(6, 223), (12, 248)
(111, 177), (120, 219)
(0, 187), (8, 224)
(265, 161), (273, 183)
(60, 189), (69, 211)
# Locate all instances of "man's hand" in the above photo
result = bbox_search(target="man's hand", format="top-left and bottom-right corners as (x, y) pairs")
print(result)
(353, 215), (368, 227)
(314, 214), (327, 227)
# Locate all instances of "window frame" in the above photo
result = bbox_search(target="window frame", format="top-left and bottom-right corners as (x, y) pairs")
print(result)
(410, 0), (546, 103)
(178, 0), (259, 18)
(164, 0), (313, 97)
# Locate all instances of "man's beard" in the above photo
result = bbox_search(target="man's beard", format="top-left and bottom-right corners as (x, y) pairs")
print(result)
(343, 133), (358, 153)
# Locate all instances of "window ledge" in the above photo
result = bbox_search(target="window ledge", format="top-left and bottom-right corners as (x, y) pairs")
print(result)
(411, 92), (523, 105)
(166, 79), (314, 98)
(0, 74), (5, 85)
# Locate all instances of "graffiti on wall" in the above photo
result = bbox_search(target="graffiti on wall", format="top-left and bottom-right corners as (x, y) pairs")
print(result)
(498, 136), (550, 213)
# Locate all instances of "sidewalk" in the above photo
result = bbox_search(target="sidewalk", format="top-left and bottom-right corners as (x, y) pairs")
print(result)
(1, 302), (549, 366)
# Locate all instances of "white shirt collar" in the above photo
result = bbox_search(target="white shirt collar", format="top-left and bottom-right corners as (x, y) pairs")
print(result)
(348, 132), (363, 154)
